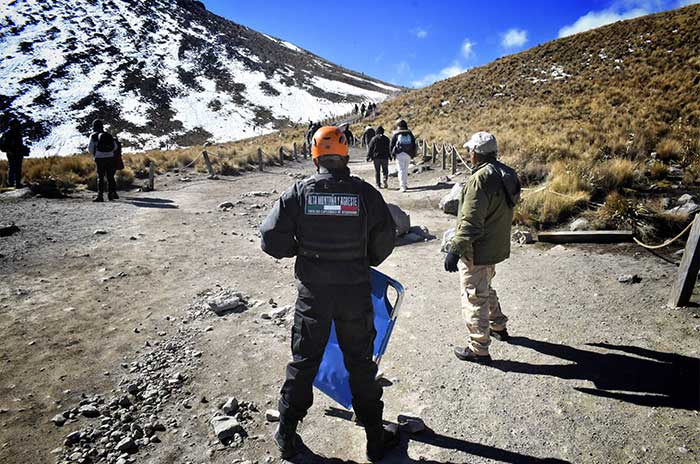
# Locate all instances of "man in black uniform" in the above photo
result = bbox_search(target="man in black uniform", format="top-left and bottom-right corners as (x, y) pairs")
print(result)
(260, 125), (399, 461)
(1, 119), (28, 189)
(367, 126), (391, 189)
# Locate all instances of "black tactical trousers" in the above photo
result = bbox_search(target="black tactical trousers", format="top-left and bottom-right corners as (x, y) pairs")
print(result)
(279, 281), (383, 425)
(7, 154), (23, 188)
(373, 158), (389, 186)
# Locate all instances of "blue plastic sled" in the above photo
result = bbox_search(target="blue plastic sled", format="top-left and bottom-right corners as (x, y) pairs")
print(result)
(313, 268), (404, 410)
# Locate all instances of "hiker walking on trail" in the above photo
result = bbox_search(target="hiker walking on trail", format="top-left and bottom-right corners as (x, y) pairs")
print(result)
(367, 126), (390, 189)
(1, 119), (29, 189)
(88, 119), (119, 202)
(390, 119), (416, 192)
(360, 103), (366, 118)
(306, 121), (321, 149)
(260, 125), (399, 462)
(343, 125), (355, 147)
(361, 125), (376, 148)
(444, 132), (521, 364)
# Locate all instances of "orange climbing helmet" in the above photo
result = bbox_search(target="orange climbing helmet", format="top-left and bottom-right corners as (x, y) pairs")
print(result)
(311, 126), (349, 159)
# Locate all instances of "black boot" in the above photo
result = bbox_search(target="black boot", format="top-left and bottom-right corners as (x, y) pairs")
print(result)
(274, 417), (300, 459)
(93, 194), (104, 203)
(366, 423), (400, 462)
(491, 328), (510, 342)
(108, 191), (119, 201)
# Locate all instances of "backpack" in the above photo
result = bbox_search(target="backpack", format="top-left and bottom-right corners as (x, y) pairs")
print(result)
(492, 160), (522, 208)
(395, 132), (416, 157)
(0, 131), (7, 153)
(114, 138), (124, 170)
(96, 132), (115, 152)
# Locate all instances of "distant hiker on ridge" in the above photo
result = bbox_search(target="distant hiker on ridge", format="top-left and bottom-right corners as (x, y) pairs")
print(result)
(0, 118), (29, 189)
(88, 119), (119, 202)
(390, 119), (416, 193)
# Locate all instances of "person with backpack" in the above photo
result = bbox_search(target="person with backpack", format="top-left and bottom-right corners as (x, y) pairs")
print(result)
(361, 125), (375, 148)
(260, 125), (399, 461)
(443, 132), (521, 365)
(1, 119), (28, 189)
(88, 119), (118, 202)
(344, 126), (355, 147)
(366, 126), (390, 189)
(390, 119), (416, 192)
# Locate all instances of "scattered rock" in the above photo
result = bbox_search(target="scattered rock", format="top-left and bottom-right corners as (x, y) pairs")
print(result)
(387, 203), (410, 237)
(397, 413), (427, 434)
(0, 187), (32, 199)
(210, 415), (243, 442)
(115, 437), (138, 453)
(512, 230), (534, 245)
(677, 194), (695, 205)
(222, 397), (239, 415)
(265, 409), (280, 422)
(439, 183), (462, 215)
(667, 201), (700, 216)
(549, 245), (567, 253)
(64, 431), (82, 445)
(78, 404), (100, 418)
(93, 229), (108, 235)
(398, 226), (435, 245)
(441, 228), (456, 253)
(569, 218), (590, 231)
(0, 223), (20, 237)
(207, 290), (248, 316)
(218, 201), (235, 210)
(51, 414), (67, 426)
(618, 274), (641, 284)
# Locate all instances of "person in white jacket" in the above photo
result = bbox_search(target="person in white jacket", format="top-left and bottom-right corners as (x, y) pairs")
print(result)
(389, 120), (416, 193)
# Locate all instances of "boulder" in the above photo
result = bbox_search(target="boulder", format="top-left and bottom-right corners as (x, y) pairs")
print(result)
(265, 409), (280, 422)
(210, 415), (243, 442)
(0, 187), (32, 199)
(439, 184), (462, 215)
(0, 223), (20, 237)
(222, 397), (239, 415)
(207, 290), (247, 316)
(569, 218), (590, 231)
(441, 228), (456, 253)
(387, 204), (410, 237)
(678, 194), (695, 205)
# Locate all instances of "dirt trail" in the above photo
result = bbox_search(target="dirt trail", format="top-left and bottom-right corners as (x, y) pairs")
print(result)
(1, 151), (699, 464)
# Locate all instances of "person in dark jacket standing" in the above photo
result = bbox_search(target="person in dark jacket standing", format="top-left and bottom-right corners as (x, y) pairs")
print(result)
(361, 125), (376, 148)
(1, 119), (28, 189)
(260, 125), (399, 462)
(390, 119), (416, 192)
(344, 126), (355, 147)
(366, 126), (390, 189)
(88, 119), (118, 202)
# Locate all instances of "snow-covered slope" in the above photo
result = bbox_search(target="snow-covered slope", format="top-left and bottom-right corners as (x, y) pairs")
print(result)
(0, 0), (400, 156)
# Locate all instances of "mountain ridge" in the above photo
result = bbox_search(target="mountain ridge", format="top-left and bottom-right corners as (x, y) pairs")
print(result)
(0, 0), (399, 156)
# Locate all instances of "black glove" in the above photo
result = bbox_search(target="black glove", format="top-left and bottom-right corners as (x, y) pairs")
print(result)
(444, 252), (460, 272)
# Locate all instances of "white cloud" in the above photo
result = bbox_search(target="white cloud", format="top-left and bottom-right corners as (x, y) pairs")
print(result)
(461, 39), (475, 58)
(558, 7), (648, 37)
(411, 61), (468, 88)
(413, 27), (428, 39)
(501, 28), (528, 48)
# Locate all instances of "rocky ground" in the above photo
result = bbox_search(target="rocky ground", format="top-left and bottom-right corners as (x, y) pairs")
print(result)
(0, 149), (699, 464)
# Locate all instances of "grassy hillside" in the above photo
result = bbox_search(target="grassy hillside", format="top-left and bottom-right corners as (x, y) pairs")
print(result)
(359, 4), (700, 236)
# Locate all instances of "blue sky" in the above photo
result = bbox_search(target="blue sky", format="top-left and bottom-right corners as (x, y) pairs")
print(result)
(204, 0), (698, 88)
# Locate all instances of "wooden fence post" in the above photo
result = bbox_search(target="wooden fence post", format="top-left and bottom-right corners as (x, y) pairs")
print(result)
(669, 214), (700, 307)
(202, 150), (216, 179)
(441, 144), (447, 170)
(148, 162), (155, 190)
(279, 147), (284, 166)
(451, 146), (458, 175)
(302, 142), (307, 159)
(293, 142), (298, 161)
(422, 140), (427, 161)
(258, 148), (263, 171)
(432, 143), (437, 164)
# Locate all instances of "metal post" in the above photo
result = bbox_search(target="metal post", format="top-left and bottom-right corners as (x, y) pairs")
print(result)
(258, 148), (263, 171)
(148, 162), (155, 190)
(451, 146), (457, 175)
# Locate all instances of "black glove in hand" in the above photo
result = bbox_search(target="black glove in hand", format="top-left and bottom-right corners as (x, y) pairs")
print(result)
(444, 252), (460, 272)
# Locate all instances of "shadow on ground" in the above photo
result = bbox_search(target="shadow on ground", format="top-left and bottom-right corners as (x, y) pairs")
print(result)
(121, 197), (179, 209)
(491, 337), (700, 410)
(284, 426), (569, 464)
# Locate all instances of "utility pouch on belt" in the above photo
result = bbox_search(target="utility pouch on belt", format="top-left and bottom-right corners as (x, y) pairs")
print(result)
(297, 175), (368, 261)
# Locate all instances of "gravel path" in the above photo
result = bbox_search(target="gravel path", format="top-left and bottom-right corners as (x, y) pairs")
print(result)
(0, 152), (698, 464)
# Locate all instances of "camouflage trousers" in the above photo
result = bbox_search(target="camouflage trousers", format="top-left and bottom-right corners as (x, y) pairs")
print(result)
(458, 258), (508, 355)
